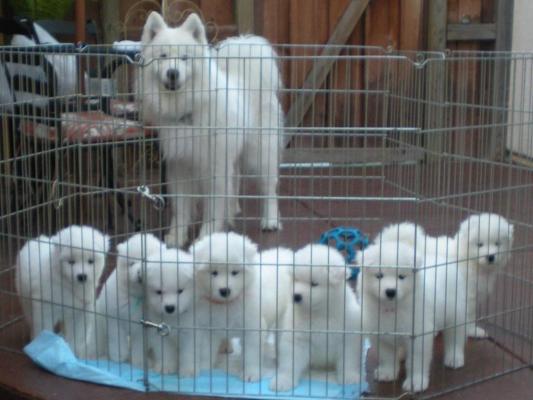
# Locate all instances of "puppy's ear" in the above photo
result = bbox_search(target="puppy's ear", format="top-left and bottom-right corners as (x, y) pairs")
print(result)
(242, 235), (259, 264)
(181, 13), (207, 45)
(141, 11), (167, 44)
(329, 265), (348, 285)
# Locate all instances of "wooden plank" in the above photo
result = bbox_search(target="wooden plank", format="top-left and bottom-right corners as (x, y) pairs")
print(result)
(286, 0), (370, 129)
(489, 0), (514, 160)
(447, 23), (496, 41)
(400, 0), (424, 50)
(425, 0), (447, 160)
(283, 147), (425, 165)
(200, 0), (234, 26)
(235, 0), (254, 33)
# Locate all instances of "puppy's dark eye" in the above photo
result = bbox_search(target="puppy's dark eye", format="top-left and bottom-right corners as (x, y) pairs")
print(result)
(178, 289), (184, 295)
(311, 282), (319, 287)
(180, 54), (189, 61)
(159, 53), (167, 58)
(375, 272), (384, 279)
(156, 290), (162, 295)
(231, 271), (239, 276)
(495, 241), (501, 246)
(211, 271), (218, 277)
(128, 261), (135, 267)
(398, 274), (406, 280)
(68, 259), (75, 266)
(477, 242), (484, 248)
(87, 259), (94, 265)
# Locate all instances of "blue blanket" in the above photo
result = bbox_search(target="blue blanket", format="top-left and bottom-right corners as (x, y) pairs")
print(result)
(24, 331), (368, 399)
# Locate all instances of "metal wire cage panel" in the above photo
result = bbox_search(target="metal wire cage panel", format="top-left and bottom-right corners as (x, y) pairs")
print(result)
(0, 42), (532, 400)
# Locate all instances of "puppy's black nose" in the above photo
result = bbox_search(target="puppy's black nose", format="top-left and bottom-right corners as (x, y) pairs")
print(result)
(76, 273), (87, 283)
(385, 288), (396, 299)
(293, 293), (303, 303)
(487, 254), (495, 263)
(166, 69), (179, 82)
(219, 288), (231, 298)
(164, 305), (175, 314)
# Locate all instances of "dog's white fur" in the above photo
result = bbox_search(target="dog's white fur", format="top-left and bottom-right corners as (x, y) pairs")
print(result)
(138, 12), (283, 247)
(356, 240), (433, 392)
(189, 232), (265, 381)
(16, 225), (109, 358)
(143, 247), (195, 374)
(96, 233), (165, 363)
(379, 222), (457, 264)
(455, 213), (514, 338)
(270, 244), (361, 392)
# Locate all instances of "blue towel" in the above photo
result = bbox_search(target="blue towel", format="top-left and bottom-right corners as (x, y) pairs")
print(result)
(24, 331), (368, 399)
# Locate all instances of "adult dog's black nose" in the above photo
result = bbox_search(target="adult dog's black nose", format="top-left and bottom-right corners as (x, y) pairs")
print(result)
(385, 288), (396, 299)
(166, 69), (179, 82)
(487, 254), (495, 263)
(219, 288), (231, 298)
(165, 305), (175, 314)
(76, 273), (87, 283)
(293, 293), (303, 303)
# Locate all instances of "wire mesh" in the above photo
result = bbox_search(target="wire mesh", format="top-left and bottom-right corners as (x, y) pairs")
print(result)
(0, 40), (531, 400)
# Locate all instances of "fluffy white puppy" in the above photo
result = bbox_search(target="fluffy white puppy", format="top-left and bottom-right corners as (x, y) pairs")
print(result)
(144, 247), (195, 374)
(455, 213), (514, 338)
(96, 233), (165, 363)
(189, 232), (264, 381)
(270, 244), (361, 392)
(356, 240), (433, 393)
(138, 12), (283, 248)
(16, 225), (109, 358)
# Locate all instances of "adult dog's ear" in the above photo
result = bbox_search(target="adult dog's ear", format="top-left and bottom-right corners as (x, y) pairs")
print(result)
(181, 13), (207, 45)
(142, 11), (167, 44)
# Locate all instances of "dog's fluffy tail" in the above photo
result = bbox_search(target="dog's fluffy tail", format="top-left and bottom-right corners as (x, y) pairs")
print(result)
(215, 35), (282, 93)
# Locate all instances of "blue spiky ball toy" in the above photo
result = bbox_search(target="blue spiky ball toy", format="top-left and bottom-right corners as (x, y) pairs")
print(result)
(319, 227), (369, 280)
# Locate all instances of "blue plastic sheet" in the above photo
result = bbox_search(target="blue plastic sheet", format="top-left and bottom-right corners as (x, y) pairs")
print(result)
(24, 331), (368, 399)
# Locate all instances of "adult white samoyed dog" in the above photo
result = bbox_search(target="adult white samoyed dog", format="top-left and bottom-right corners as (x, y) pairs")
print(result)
(138, 12), (283, 247)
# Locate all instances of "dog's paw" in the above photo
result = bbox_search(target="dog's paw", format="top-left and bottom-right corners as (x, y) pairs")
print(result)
(241, 369), (261, 382)
(178, 366), (197, 378)
(444, 352), (464, 369)
(269, 376), (295, 392)
(468, 325), (488, 339)
(261, 217), (282, 232)
(402, 374), (429, 393)
(374, 365), (397, 382)
(338, 370), (361, 385)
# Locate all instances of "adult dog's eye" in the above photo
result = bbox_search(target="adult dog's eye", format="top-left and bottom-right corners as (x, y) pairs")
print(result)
(477, 242), (484, 248)
(159, 53), (167, 58)
(231, 271), (239, 276)
(87, 259), (94, 265)
(211, 271), (218, 277)
(156, 290), (162, 295)
(178, 289), (184, 295)
(375, 272), (384, 279)
(128, 261), (135, 267)
(311, 282), (319, 287)
(398, 274), (406, 280)
(495, 241), (501, 246)
(68, 259), (75, 266)
(180, 54), (189, 61)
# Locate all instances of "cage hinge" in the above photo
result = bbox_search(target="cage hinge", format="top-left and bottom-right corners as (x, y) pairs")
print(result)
(139, 319), (170, 336)
(137, 185), (165, 210)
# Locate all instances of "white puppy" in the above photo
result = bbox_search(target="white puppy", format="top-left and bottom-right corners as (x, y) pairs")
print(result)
(138, 12), (283, 248)
(455, 213), (514, 338)
(96, 233), (165, 363)
(144, 247), (195, 374)
(16, 225), (109, 358)
(356, 240), (433, 393)
(270, 244), (361, 392)
(190, 232), (264, 381)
